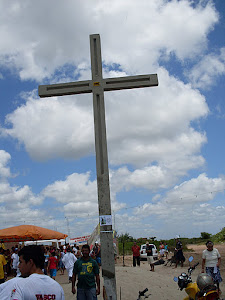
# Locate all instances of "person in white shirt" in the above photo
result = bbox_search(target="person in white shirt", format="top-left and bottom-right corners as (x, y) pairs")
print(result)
(10, 245), (64, 300)
(16, 261), (21, 277)
(62, 247), (77, 282)
(202, 240), (222, 291)
(11, 249), (19, 277)
(0, 277), (23, 300)
(72, 244), (78, 256)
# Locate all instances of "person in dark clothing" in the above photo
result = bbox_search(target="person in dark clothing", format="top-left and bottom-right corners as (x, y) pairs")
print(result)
(175, 238), (185, 268)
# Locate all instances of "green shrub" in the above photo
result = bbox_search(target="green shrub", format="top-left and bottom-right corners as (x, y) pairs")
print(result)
(201, 232), (211, 240)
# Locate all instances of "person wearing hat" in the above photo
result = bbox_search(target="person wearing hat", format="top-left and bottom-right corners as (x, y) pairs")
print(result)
(146, 242), (154, 272)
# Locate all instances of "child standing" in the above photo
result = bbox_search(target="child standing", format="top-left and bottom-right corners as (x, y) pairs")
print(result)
(48, 251), (58, 280)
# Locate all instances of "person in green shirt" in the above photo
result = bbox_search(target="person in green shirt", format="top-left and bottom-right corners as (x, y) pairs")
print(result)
(72, 244), (100, 300)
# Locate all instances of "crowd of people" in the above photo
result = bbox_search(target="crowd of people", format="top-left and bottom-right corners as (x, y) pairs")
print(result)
(0, 238), (223, 298)
(0, 243), (82, 280)
(131, 239), (222, 293)
(131, 240), (170, 271)
(0, 242), (101, 299)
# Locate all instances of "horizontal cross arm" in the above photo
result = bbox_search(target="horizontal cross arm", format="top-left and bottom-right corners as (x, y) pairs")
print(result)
(103, 74), (158, 91)
(39, 80), (92, 98)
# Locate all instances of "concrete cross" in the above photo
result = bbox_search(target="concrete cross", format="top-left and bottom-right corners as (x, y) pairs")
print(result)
(39, 34), (158, 300)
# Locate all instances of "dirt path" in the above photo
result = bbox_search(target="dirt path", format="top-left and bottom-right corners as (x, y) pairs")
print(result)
(58, 244), (225, 299)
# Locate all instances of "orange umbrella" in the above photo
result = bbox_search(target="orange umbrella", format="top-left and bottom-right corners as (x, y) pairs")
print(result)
(0, 225), (68, 242)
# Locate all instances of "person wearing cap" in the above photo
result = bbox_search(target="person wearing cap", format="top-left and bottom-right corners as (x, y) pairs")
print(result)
(146, 242), (154, 272)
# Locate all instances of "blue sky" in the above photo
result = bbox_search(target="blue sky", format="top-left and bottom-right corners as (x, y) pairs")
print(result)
(0, 0), (225, 239)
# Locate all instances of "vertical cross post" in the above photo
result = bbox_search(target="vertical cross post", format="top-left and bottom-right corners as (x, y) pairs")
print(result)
(90, 34), (116, 299)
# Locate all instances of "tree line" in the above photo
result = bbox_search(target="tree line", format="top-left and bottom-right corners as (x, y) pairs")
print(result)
(117, 228), (225, 256)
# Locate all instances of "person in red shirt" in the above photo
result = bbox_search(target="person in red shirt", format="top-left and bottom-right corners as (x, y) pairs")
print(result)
(131, 242), (140, 267)
(48, 251), (58, 280)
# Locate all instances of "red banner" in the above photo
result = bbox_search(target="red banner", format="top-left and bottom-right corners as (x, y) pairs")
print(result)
(70, 235), (91, 243)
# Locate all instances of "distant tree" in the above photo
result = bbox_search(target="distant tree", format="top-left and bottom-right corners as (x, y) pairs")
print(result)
(118, 233), (133, 243)
(137, 237), (147, 244)
(149, 236), (156, 241)
(201, 232), (211, 239)
(118, 233), (133, 266)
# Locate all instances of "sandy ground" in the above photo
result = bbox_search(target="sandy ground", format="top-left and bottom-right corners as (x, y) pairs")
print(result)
(56, 244), (225, 299)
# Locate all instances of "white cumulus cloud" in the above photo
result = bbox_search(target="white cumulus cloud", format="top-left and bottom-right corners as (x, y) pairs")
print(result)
(188, 47), (225, 89)
(0, 0), (218, 81)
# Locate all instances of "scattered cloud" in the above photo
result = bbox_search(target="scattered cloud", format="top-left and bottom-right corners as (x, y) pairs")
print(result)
(0, 150), (11, 178)
(188, 47), (225, 89)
